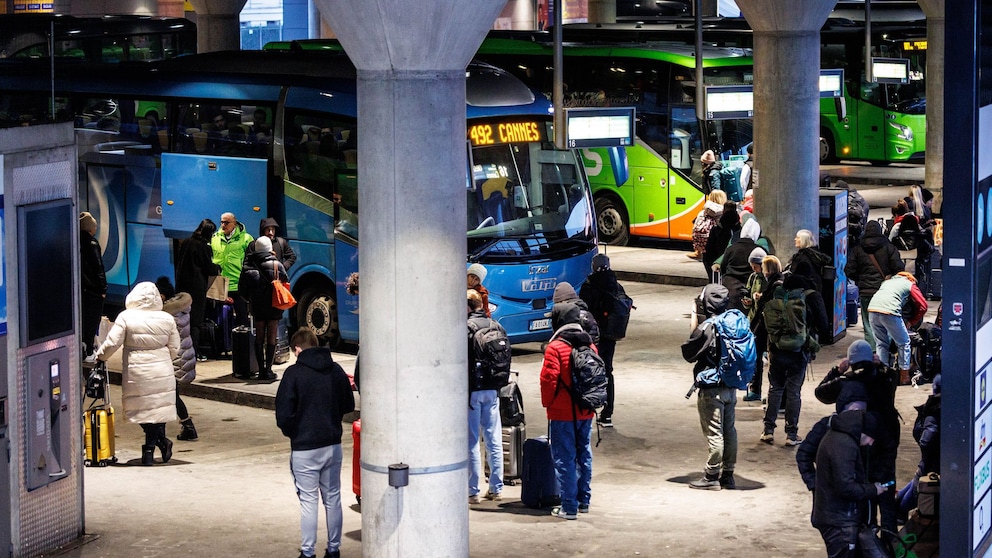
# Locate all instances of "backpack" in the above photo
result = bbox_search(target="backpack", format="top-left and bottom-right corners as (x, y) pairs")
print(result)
(468, 317), (512, 390)
(706, 309), (757, 390)
(762, 285), (810, 352)
(717, 166), (743, 203)
(578, 308), (601, 344)
(499, 380), (525, 427)
(560, 341), (608, 412)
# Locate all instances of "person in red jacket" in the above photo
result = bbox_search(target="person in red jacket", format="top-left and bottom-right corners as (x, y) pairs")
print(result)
(540, 284), (597, 520)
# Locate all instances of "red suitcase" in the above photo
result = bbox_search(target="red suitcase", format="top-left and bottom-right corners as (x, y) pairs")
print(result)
(352, 419), (361, 505)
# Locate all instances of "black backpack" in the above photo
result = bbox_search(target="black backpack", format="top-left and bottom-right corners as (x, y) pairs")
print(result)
(468, 317), (512, 390)
(563, 342), (608, 412)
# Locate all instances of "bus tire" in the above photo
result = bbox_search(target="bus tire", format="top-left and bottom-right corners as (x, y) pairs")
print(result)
(594, 194), (630, 246)
(296, 288), (340, 346)
(819, 129), (839, 164)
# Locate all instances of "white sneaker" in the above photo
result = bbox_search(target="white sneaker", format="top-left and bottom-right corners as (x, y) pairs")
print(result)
(759, 433), (774, 445)
(551, 506), (577, 520)
(468, 494), (481, 504)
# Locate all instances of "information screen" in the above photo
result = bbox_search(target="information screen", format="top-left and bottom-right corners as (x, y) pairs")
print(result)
(564, 107), (635, 148)
(705, 85), (753, 120)
(872, 57), (910, 84)
(820, 69), (844, 98)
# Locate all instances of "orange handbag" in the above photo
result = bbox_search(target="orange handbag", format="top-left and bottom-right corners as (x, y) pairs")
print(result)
(271, 262), (296, 310)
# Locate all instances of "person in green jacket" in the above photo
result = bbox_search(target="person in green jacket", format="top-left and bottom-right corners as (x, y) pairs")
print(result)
(211, 212), (254, 327)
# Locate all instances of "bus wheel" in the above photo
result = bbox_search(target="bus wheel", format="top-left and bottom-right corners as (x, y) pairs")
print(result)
(595, 195), (630, 246)
(297, 288), (340, 346)
(819, 130), (838, 164)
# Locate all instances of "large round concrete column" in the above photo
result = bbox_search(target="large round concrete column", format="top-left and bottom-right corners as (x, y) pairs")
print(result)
(918, 0), (944, 211)
(187, 0), (246, 52)
(737, 0), (836, 260)
(588, 0), (617, 24)
(314, 1), (505, 556)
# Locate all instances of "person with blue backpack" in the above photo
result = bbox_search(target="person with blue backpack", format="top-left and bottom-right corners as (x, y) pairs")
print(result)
(681, 283), (757, 490)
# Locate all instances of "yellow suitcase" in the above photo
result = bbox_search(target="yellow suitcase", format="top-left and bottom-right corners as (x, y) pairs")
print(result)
(84, 406), (117, 467)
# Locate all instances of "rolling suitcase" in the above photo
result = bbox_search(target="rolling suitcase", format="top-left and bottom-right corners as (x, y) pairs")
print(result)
(84, 362), (117, 467)
(502, 425), (525, 484)
(211, 301), (234, 357)
(846, 280), (859, 327)
(231, 324), (258, 378)
(352, 419), (361, 505)
(520, 436), (560, 509)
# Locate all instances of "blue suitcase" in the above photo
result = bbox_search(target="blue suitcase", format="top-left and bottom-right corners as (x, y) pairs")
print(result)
(213, 302), (233, 356)
(846, 280), (859, 327)
(520, 436), (560, 509)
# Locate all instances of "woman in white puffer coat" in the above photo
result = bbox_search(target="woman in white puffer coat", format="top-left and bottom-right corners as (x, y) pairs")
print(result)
(94, 281), (181, 466)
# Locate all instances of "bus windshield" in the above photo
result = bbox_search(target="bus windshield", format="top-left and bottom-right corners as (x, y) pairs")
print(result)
(468, 140), (594, 261)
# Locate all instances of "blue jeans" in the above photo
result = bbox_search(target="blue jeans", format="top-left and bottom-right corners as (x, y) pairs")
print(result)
(549, 419), (593, 515)
(697, 386), (737, 476)
(290, 444), (343, 557)
(869, 311), (911, 369)
(468, 389), (503, 496)
(763, 350), (807, 439)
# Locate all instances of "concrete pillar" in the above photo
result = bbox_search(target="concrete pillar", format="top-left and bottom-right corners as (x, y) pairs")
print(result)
(314, 1), (505, 556)
(279, 0), (309, 41)
(918, 0), (944, 211)
(737, 0), (837, 260)
(187, 0), (245, 52)
(588, 0), (616, 24)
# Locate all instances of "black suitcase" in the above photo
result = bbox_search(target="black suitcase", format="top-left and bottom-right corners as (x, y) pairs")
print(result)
(232, 325), (258, 378)
(198, 318), (220, 359)
(520, 436), (560, 509)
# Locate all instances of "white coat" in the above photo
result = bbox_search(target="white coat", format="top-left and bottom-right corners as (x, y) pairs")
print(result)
(95, 282), (180, 424)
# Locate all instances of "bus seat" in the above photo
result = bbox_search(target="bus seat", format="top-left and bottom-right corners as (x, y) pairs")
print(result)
(343, 149), (358, 167)
(192, 131), (209, 153)
(157, 129), (169, 150)
(479, 177), (512, 224)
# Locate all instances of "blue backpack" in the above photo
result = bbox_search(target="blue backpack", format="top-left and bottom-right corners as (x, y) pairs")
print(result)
(717, 166), (743, 203)
(699, 309), (757, 390)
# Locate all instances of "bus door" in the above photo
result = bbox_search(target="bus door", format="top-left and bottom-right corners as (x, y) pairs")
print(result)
(855, 80), (885, 159)
(161, 153), (268, 240)
(667, 105), (706, 241)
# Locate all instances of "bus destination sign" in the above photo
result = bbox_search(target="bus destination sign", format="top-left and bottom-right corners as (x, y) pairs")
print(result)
(469, 120), (543, 147)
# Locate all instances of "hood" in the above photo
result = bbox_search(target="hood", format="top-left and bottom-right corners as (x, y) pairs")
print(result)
(295, 346), (334, 372)
(553, 323), (594, 347)
(125, 281), (164, 311)
(718, 208), (740, 229)
(860, 220), (889, 253)
(703, 200), (724, 216)
(699, 283), (730, 319)
(740, 219), (761, 243)
(259, 217), (280, 235)
(829, 409), (864, 440)
(161, 292), (192, 315)
(712, 308), (751, 338)
(551, 298), (590, 331)
(783, 270), (816, 291)
(895, 271), (917, 283)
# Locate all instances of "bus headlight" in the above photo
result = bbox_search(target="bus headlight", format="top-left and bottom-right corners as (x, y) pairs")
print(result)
(888, 122), (914, 142)
(488, 302), (498, 314)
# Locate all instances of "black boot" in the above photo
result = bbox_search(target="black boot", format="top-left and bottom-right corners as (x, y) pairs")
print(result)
(177, 418), (198, 441)
(141, 445), (156, 466)
(156, 424), (173, 463)
(257, 343), (278, 382)
(719, 471), (736, 490)
(253, 344), (266, 379)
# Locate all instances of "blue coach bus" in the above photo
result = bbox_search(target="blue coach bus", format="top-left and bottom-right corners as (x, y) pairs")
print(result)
(0, 50), (597, 344)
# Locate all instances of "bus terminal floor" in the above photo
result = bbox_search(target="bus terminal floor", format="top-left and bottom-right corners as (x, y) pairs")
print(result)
(77, 244), (940, 558)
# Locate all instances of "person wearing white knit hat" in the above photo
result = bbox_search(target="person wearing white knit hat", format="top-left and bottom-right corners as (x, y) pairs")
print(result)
(467, 263), (490, 317)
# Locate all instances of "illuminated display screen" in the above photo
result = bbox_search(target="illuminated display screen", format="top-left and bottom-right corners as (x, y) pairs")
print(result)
(820, 69), (844, 98)
(872, 57), (910, 84)
(902, 40), (928, 51)
(565, 107), (635, 148)
(705, 85), (753, 120)
(468, 120), (545, 147)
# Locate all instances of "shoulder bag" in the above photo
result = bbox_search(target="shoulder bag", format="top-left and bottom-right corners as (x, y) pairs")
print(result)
(270, 261), (296, 310)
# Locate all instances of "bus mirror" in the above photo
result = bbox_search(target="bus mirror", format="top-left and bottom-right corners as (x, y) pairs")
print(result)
(671, 129), (692, 170)
(835, 97), (847, 121)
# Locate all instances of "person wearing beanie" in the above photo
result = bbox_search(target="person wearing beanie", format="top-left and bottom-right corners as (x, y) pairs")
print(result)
(580, 254), (626, 427)
(80, 212), (108, 357)
(741, 246), (768, 401)
(553, 282), (577, 304)
(238, 230), (289, 382)
(795, 383), (869, 492)
(717, 219), (762, 313)
(467, 263), (491, 318)
(551, 281), (598, 342)
(811, 410), (888, 557)
(700, 149), (723, 195)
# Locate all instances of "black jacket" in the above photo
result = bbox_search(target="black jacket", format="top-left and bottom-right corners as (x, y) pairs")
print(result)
(239, 250), (289, 320)
(682, 284), (730, 382)
(797, 414), (832, 491)
(703, 211), (740, 271)
(845, 221), (905, 298)
(811, 411), (877, 529)
(80, 230), (107, 296)
(720, 237), (758, 285)
(579, 269), (620, 327)
(788, 247), (831, 294)
(248, 217), (297, 270)
(175, 234), (219, 300)
(275, 347), (355, 451)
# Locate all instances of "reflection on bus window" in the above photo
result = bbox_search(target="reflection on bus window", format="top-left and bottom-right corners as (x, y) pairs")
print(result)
(174, 102), (273, 159)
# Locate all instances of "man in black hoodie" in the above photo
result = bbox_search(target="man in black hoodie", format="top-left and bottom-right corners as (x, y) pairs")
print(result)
(250, 217), (297, 270)
(580, 253), (621, 427)
(845, 220), (905, 350)
(811, 410), (887, 558)
(275, 328), (355, 558)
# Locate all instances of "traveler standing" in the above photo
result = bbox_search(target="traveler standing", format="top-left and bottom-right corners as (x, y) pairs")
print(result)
(467, 263), (491, 317)
(94, 282), (180, 466)
(810, 410), (887, 558)
(156, 277), (199, 442)
(580, 253), (621, 427)
(742, 247), (768, 401)
(239, 236), (288, 381)
(740, 143), (756, 191)
(702, 202), (740, 274)
(211, 212), (254, 327)
(689, 190), (727, 261)
(845, 220), (905, 350)
(787, 229), (830, 294)
(80, 212), (107, 357)
(467, 290), (510, 504)
(700, 150), (723, 195)
(249, 217), (297, 270)
(275, 328), (355, 558)
(681, 283), (756, 490)
(176, 218), (220, 361)
(540, 283), (597, 519)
